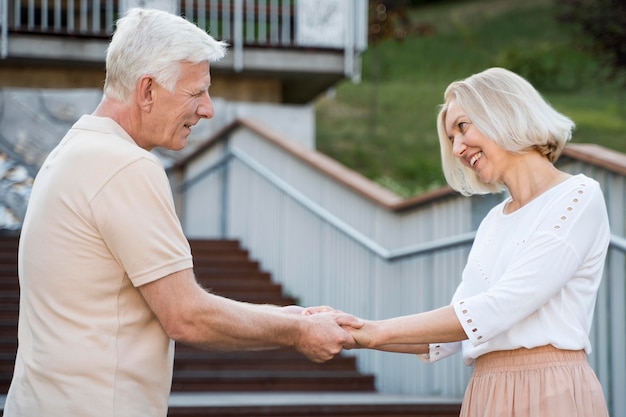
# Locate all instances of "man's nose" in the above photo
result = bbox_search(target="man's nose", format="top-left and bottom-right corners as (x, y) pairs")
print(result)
(198, 93), (214, 119)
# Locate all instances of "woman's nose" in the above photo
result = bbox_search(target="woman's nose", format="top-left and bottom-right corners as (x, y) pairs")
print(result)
(452, 137), (466, 157)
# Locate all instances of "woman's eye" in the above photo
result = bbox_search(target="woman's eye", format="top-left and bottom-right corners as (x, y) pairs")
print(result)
(458, 120), (472, 132)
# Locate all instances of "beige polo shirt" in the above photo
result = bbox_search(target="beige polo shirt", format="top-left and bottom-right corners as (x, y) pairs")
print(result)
(5, 115), (193, 417)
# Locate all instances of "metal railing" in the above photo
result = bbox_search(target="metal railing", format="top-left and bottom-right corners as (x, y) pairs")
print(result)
(173, 125), (626, 416)
(0, 0), (367, 75)
(184, 146), (480, 261)
(182, 145), (626, 262)
(3, 0), (293, 39)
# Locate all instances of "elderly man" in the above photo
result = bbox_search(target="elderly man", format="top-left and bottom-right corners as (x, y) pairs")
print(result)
(4, 8), (361, 417)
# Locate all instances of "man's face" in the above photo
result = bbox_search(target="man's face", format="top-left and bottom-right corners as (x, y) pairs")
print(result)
(143, 61), (214, 151)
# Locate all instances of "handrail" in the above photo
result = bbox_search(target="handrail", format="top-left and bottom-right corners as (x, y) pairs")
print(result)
(611, 234), (626, 253)
(181, 146), (477, 261)
(231, 147), (392, 258)
(181, 145), (626, 261)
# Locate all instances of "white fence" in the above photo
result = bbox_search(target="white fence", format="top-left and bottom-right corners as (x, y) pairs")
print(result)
(171, 119), (626, 415)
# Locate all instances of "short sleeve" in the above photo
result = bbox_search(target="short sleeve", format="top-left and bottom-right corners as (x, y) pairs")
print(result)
(90, 157), (193, 286)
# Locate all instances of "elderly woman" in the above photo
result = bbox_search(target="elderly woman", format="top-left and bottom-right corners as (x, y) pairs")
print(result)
(336, 67), (610, 417)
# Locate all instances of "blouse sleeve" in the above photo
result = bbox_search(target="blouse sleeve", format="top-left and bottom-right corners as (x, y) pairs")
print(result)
(454, 180), (609, 347)
(419, 341), (462, 364)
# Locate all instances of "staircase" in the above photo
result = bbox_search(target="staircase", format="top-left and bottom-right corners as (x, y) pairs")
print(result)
(0, 234), (461, 416)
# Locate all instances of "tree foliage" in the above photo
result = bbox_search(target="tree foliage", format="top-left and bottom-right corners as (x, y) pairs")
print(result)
(556, 0), (626, 86)
(368, 0), (412, 46)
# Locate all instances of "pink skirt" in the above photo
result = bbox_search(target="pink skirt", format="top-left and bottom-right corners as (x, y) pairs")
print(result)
(460, 345), (609, 417)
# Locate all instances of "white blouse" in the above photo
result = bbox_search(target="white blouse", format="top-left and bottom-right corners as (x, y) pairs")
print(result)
(423, 174), (610, 366)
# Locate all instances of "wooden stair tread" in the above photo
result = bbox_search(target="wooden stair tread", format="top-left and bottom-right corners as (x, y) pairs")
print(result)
(166, 392), (462, 417)
(0, 236), (461, 415)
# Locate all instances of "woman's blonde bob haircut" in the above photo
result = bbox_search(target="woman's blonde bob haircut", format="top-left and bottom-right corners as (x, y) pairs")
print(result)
(103, 7), (227, 104)
(437, 67), (575, 196)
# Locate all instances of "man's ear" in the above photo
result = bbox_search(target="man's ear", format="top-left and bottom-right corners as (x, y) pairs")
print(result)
(136, 76), (155, 112)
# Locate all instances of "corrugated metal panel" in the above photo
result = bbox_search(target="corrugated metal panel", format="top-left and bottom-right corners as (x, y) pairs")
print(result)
(175, 129), (626, 416)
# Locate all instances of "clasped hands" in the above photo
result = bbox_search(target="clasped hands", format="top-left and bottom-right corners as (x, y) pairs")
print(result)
(301, 305), (372, 349)
(294, 305), (428, 356)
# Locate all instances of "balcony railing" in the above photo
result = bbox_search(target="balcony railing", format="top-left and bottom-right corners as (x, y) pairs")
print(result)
(0, 0), (367, 75)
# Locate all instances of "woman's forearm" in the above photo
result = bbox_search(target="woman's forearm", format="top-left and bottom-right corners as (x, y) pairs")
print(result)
(351, 305), (467, 350)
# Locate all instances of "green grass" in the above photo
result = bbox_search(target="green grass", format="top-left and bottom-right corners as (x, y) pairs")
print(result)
(315, 0), (626, 197)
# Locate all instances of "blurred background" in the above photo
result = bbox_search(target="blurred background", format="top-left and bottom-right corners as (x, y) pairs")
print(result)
(316, 0), (626, 197)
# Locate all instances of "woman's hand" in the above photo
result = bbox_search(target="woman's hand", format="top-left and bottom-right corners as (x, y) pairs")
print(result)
(302, 305), (341, 315)
(344, 323), (373, 348)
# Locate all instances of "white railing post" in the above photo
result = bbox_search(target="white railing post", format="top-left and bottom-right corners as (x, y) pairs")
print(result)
(257, 0), (266, 43)
(54, 0), (61, 32)
(0, 0), (7, 59)
(280, 0), (289, 45)
(41, 0), (48, 31)
(343, 0), (355, 78)
(233, 0), (243, 71)
(196, 0), (206, 32)
(27, 0), (34, 30)
(269, 0), (278, 45)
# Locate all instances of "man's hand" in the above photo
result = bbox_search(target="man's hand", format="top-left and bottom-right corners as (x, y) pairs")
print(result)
(295, 311), (363, 363)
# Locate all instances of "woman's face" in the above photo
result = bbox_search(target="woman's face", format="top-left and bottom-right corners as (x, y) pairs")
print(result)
(444, 99), (514, 185)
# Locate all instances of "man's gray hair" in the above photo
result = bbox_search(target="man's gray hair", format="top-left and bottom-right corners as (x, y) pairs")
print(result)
(103, 7), (227, 103)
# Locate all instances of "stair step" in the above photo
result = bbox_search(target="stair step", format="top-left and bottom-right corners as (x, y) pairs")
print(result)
(188, 240), (241, 249)
(0, 292), (19, 301)
(196, 271), (271, 281)
(166, 392), (463, 417)
(198, 277), (277, 288)
(193, 263), (262, 273)
(173, 350), (357, 372)
(189, 243), (251, 259)
(0, 321), (17, 338)
(0, 271), (18, 277)
(0, 258), (17, 267)
(0, 306), (18, 320)
(210, 294), (296, 305)
(0, 335), (17, 349)
(1, 237), (444, 415)
(0, 353), (16, 372)
(0, 373), (12, 392)
(191, 249), (251, 260)
(202, 288), (286, 300)
(170, 370), (376, 392)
